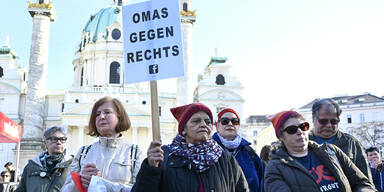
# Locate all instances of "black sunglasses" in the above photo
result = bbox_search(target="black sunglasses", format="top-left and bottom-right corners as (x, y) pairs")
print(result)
(283, 122), (310, 134)
(219, 117), (240, 126)
(317, 118), (339, 126)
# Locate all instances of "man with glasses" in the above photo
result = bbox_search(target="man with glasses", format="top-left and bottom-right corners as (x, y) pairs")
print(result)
(15, 126), (73, 192)
(212, 108), (264, 192)
(1, 171), (15, 192)
(309, 98), (372, 182)
(366, 146), (384, 192)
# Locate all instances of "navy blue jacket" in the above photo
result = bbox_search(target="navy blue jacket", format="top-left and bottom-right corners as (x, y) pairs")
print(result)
(371, 163), (384, 192)
(212, 133), (263, 192)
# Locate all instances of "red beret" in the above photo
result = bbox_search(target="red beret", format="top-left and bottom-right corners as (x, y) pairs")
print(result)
(170, 103), (213, 135)
(268, 111), (299, 138)
(217, 108), (239, 119)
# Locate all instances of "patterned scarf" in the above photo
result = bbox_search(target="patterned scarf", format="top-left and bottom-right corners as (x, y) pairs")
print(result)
(169, 134), (223, 172)
(217, 134), (242, 150)
(40, 150), (65, 173)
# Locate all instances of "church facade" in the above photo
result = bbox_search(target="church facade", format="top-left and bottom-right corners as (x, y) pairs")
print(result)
(0, 0), (245, 169)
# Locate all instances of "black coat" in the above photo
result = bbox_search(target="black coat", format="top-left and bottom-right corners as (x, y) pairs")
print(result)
(264, 142), (376, 192)
(132, 146), (249, 192)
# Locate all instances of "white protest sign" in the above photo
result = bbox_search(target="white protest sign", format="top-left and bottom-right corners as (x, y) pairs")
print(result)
(122, 0), (184, 84)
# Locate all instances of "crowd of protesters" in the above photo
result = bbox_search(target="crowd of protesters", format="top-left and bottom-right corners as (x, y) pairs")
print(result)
(5, 96), (384, 191)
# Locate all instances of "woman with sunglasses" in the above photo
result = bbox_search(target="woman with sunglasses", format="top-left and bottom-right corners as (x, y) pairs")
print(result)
(212, 108), (264, 192)
(264, 110), (375, 192)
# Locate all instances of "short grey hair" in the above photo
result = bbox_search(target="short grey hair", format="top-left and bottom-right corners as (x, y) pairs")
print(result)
(43, 126), (67, 140)
(312, 98), (342, 120)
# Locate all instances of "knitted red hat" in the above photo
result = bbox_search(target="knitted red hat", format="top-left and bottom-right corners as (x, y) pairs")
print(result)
(217, 108), (240, 119)
(267, 111), (299, 138)
(170, 103), (213, 135)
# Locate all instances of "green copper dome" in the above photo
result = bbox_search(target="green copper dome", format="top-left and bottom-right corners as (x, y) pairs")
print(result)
(83, 6), (122, 42)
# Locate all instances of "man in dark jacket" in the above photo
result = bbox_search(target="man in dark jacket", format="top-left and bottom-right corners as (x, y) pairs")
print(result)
(212, 108), (263, 192)
(309, 98), (372, 182)
(15, 126), (73, 192)
(4, 162), (16, 182)
(366, 146), (384, 192)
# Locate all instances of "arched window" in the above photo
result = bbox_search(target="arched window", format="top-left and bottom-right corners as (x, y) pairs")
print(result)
(80, 67), (84, 86)
(183, 3), (188, 11)
(109, 61), (120, 84)
(0, 67), (3, 78)
(215, 74), (225, 85)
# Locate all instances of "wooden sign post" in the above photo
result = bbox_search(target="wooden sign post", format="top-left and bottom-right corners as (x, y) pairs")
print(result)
(150, 80), (161, 141)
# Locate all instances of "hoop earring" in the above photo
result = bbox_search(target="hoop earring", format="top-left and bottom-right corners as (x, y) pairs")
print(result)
(182, 130), (187, 136)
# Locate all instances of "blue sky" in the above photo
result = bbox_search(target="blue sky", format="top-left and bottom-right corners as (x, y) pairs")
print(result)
(1, 0), (384, 116)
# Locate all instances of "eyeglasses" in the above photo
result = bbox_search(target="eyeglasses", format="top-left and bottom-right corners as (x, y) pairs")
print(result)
(317, 118), (339, 126)
(219, 118), (240, 126)
(283, 122), (310, 134)
(47, 136), (67, 143)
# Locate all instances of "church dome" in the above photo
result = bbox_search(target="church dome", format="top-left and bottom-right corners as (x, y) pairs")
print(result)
(83, 5), (122, 42)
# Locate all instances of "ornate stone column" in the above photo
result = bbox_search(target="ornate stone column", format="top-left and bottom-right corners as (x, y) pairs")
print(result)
(176, 2), (196, 106)
(20, 0), (56, 169)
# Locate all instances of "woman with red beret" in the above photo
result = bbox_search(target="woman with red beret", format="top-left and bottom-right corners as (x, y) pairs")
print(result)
(212, 108), (264, 192)
(264, 110), (375, 192)
(132, 103), (249, 192)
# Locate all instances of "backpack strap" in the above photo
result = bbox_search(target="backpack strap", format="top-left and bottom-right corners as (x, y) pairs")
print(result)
(244, 145), (259, 169)
(244, 145), (264, 191)
(129, 144), (139, 184)
(78, 145), (92, 170)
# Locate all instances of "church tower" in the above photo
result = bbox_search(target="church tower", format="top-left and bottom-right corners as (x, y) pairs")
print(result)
(194, 55), (244, 117)
(21, 0), (55, 165)
(176, 0), (196, 105)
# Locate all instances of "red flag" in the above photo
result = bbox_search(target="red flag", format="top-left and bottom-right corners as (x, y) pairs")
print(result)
(70, 170), (87, 192)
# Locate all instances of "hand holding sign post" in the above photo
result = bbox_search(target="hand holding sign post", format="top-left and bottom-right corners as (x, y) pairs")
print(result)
(122, 0), (184, 140)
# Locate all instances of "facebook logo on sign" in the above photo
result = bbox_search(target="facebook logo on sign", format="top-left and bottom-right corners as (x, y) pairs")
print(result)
(149, 64), (159, 74)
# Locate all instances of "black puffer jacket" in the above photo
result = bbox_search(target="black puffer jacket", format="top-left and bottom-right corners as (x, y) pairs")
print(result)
(264, 142), (376, 192)
(132, 146), (249, 192)
(309, 130), (373, 182)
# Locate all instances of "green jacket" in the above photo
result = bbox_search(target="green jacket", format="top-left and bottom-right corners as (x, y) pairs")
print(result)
(15, 152), (73, 192)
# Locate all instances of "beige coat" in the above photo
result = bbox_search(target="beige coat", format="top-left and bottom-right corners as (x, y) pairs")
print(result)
(61, 136), (143, 192)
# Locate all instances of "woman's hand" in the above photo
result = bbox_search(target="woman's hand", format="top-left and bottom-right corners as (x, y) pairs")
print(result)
(147, 141), (164, 167)
(80, 163), (101, 189)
